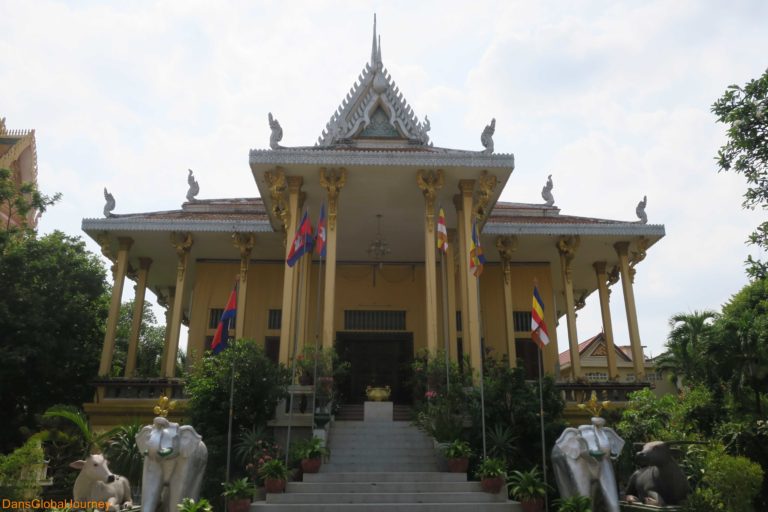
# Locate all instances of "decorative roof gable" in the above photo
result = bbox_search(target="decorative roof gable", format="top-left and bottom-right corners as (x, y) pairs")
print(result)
(316, 15), (431, 147)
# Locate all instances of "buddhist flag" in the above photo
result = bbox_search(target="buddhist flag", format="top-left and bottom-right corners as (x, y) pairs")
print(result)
(469, 219), (486, 277)
(315, 203), (327, 258)
(211, 284), (237, 354)
(436, 207), (448, 253)
(286, 210), (314, 267)
(531, 285), (550, 348)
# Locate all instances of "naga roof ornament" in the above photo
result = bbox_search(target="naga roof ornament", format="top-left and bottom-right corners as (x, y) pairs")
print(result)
(316, 14), (431, 147)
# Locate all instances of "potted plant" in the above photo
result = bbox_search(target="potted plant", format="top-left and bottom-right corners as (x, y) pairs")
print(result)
(442, 440), (472, 473)
(222, 477), (256, 512)
(508, 467), (548, 512)
(291, 436), (328, 473)
(258, 459), (290, 493)
(476, 457), (507, 493)
(177, 497), (213, 512)
(554, 495), (592, 512)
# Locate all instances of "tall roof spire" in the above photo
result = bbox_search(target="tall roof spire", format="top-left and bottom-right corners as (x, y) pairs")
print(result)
(371, 13), (378, 66)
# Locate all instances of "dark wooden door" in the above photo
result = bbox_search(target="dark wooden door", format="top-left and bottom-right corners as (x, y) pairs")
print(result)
(336, 332), (414, 404)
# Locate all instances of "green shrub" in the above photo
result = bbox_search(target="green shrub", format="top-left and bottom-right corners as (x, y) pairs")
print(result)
(0, 437), (46, 501)
(443, 440), (472, 459)
(702, 445), (763, 512)
(555, 495), (592, 512)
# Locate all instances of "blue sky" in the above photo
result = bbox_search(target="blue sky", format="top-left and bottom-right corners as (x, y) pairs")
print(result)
(2, 0), (767, 357)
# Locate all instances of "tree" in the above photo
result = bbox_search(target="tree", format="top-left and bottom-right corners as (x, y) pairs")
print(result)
(0, 231), (109, 453)
(184, 339), (289, 502)
(708, 277), (768, 415)
(0, 167), (60, 239)
(712, 68), (768, 279)
(656, 310), (717, 387)
(110, 300), (168, 377)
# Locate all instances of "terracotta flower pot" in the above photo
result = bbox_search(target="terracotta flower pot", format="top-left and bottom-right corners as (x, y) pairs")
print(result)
(520, 497), (544, 512)
(264, 478), (286, 493)
(447, 457), (469, 473)
(226, 498), (252, 512)
(301, 457), (322, 473)
(480, 476), (506, 493)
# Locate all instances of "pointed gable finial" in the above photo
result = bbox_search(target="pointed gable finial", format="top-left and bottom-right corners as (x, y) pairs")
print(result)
(371, 13), (378, 66)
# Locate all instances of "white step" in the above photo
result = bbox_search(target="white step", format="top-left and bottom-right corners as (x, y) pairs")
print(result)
(304, 472), (466, 483)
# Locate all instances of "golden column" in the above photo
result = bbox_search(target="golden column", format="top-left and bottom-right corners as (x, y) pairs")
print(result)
(445, 229), (459, 362)
(277, 175), (304, 365)
(125, 257), (152, 377)
(458, 179), (482, 375)
(417, 169), (444, 354)
(496, 236), (518, 368)
(594, 261), (619, 380)
(320, 168), (346, 351)
(164, 233), (192, 378)
(615, 241), (645, 379)
(557, 235), (581, 379)
(453, 196), (471, 360)
(98, 236), (133, 377)
(233, 233), (255, 340)
(159, 288), (174, 376)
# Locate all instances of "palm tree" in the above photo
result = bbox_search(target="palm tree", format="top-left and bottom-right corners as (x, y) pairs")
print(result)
(656, 310), (717, 389)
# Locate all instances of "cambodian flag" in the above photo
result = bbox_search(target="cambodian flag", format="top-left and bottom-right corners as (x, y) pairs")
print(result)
(211, 284), (237, 354)
(286, 211), (314, 267)
(315, 203), (327, 258)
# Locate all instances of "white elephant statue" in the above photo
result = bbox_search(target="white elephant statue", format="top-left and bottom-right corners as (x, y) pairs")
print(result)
(136, 416), (208, 512)
(551, 417), (625, 512)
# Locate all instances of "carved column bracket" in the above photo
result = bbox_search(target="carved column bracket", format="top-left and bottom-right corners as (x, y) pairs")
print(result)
(495, 235), (518, 284)
(233, 233), (256, 279)
(264, 168), (289, 232)
(557, 235), (581, 282)
(319, 168), (347, 230)
(416, 169), (444, 231)
(474, 171), (498, 221)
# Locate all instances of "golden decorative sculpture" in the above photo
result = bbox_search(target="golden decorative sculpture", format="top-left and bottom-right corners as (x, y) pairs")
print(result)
(264, 168), (289, 231)
(366, 386), (391, 402)
(416, 169), (444, 231)
(153, 394), (177, 418)
(578, 391), (611, 418)
(319, 168), (347, 230)
(557, 235), (581, 282)
(474, 171), (498, 220)
(495, 235), (518, 284)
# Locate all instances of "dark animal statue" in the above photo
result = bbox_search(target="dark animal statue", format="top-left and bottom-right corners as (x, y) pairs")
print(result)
(624, 441), (692, 506)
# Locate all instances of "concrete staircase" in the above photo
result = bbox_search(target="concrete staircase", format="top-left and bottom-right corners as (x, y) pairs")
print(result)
(251, 420), (521, 511)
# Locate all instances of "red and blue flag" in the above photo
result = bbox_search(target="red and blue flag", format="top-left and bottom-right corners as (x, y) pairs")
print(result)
(315, 203), (327, 258)
(287, 210), (314, 267)
(211, 284), (237, 354)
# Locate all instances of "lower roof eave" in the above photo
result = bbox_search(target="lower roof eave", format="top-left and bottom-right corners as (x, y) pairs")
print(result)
(82, 217), (274, 234)
(484, 222), (665, 237)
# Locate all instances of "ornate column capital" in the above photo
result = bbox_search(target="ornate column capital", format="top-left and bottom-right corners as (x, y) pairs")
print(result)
(458, 179), (475, 196)
(117, 237), (134, 251)
(96, 232), (113, 260)
(319, 167), (347, 231)
(138, 257), (153, 270)
(593, 261), (608, 275)
(233, 233), (256, 283)
(614, 241), (630, 257)
(417, 169), (444, 231)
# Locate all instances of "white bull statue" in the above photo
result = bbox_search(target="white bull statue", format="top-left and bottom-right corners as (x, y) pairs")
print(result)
(69, 453), (133, 511)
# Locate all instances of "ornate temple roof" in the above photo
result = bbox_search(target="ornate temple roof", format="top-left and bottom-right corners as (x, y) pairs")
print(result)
(315, 15), (431, 147)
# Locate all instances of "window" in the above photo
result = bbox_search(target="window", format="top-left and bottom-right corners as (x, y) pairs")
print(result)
(625, 373), (636, 382)
(268, 309), (282, 330)
(586, 372), (608, 382)
(209, 309), (223, 329)
(344, 310), (406, 331)
(513, 312), (532, 332)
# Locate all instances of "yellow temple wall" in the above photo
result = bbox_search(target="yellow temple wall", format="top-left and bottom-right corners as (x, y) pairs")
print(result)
(187, 260), (558, 372)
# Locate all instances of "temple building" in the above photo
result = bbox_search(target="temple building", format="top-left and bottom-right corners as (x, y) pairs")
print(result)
(81, 21), (665, 427)
(1, 117), (40, 230)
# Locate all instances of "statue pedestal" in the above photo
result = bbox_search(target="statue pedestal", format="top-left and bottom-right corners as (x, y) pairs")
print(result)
(364, 401), (393, 422)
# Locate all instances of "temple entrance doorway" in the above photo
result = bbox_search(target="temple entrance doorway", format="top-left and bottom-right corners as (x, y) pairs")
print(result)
(335, 332), (414, 405)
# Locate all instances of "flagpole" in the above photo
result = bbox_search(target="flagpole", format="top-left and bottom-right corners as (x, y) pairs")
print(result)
(440, 250), (450, 393)
(537, 344), (549, 512)
(224, 278), (238, 493)
(475, 279), (487, 460)
(311, 205), (326, 429)
(285, 212), (308, 465)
